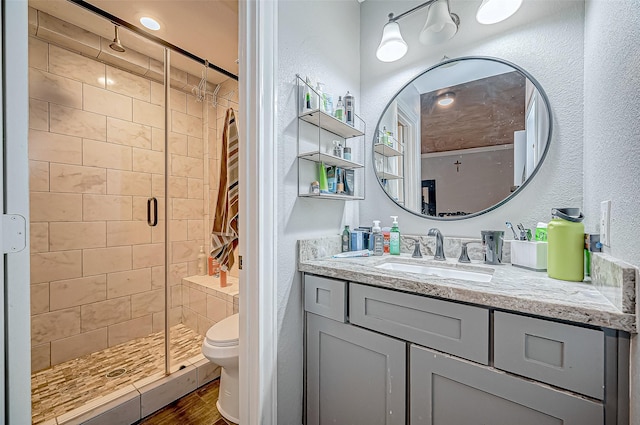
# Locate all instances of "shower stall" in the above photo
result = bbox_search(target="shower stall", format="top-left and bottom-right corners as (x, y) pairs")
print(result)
(27, 1), (239, 423)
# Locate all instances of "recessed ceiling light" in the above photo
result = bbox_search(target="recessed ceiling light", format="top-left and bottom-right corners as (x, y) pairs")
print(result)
(437, 92), (456, 107)
(140, 17), (160, 31)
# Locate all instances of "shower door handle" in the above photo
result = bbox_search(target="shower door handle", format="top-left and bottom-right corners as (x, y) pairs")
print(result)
(147, 197), (158, 227)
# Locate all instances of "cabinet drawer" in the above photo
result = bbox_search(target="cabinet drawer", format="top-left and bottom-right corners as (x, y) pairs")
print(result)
(349, 283), (489, 364)
(410, 344), (603, 425)
(304, 274), (347, 322)
(494, 311), (604, 400)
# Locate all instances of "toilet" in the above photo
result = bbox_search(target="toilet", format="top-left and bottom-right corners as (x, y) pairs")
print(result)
(202, 313), (239, 425)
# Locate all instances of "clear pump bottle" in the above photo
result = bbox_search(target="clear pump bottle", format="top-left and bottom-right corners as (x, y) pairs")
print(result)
(372, 221), (384, 256)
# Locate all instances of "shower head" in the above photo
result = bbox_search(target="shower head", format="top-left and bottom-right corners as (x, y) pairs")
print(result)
(109, 25), (125, 53)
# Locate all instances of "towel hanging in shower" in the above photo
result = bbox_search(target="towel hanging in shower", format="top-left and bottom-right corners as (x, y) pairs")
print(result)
(211, 108), (239, 270)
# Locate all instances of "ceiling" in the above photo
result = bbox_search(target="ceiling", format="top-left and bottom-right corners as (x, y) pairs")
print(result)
(420, 71), (526, 153)
(29, 0), (238, 83)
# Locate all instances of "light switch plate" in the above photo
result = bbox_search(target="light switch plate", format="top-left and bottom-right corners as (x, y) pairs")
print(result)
(600, 200), (611, 246)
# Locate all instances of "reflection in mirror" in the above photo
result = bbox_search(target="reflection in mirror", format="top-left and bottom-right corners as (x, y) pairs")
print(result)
(374, 57), (551, 219)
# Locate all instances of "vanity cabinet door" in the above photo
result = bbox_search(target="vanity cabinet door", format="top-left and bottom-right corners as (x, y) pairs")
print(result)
(306, 312), (406, 425)
(410, 344), (602, 425)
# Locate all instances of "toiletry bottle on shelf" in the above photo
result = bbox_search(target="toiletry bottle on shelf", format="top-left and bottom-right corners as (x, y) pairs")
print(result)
(390, 216), (401, 255)
(304, 76), (313, 110)
(382, 127), (389, 146)
(343, 146), (352, 161)
(220, 266), (228, 287)
(372, 221), (384, 256)
(327, 167), (337, 193)
(198, 246), (207, 275)
(316, 82), (325, 112)
(344, 91), (354, 126)
(342, 225), (350, 252)
(318, 162), (329, 194)
(382, 225), (391, 254)
(335, 96), (345, 121)
(336, 168), (344, 193)
(333, 140), (343, 158)
(324, 91), (334, 115)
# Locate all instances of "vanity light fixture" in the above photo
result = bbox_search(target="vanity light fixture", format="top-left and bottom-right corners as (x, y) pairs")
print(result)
(376, 0), (459, 63)
(419, 0), (459, 45)
(376, 18), (408, 62)
(140, 16), (161, 31)
(476, 0), (523, 24)
(437, 92), (456, 106)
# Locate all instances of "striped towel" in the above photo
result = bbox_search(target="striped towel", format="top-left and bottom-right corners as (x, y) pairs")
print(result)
(210, 108), (239, 270)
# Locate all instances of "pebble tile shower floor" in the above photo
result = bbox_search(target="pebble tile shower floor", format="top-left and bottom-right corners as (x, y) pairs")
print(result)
(31, 324), (204, 425)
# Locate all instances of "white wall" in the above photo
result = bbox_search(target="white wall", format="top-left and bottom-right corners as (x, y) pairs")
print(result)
(583, 2), (640, 424)
(360, 0), (584, 236)
(276, 1), (360, 423)
(422, 148), (513, 216)
(583, 0), (640, 267)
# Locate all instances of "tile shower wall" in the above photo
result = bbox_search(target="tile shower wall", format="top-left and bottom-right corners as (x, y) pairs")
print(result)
(28, 36), (209, 372)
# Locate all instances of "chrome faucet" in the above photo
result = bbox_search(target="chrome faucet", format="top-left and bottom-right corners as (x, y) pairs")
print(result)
(428, 228), (445, 261)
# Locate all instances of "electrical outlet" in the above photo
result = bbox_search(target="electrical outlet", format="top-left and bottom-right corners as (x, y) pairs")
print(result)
(600, 200), (611, 247)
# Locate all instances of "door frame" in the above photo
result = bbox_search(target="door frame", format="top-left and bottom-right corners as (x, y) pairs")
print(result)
(2, 0), (32, 423)
(238, 0), (279, 424)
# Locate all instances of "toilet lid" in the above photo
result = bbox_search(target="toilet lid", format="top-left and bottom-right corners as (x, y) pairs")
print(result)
(206, 313), (239, 347)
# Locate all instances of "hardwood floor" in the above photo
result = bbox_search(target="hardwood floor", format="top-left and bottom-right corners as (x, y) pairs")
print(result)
(137, 379), (228, 425)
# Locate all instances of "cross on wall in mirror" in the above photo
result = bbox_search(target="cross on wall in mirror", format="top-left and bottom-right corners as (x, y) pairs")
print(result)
(454, 160), (462, 172)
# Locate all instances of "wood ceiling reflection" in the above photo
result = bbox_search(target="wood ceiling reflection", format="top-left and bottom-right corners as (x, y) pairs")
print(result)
(420, 71), (526, 153)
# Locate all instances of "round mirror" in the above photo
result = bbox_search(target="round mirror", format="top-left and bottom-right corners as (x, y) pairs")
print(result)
(374, 57), (552, 219)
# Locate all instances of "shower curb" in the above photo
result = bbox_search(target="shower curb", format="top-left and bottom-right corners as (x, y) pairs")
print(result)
(46, 354), (220, 425)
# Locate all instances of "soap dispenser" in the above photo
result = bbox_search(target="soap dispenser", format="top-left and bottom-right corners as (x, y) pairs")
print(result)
(389, 216), (400, 255)
(372, 221), (384, 256)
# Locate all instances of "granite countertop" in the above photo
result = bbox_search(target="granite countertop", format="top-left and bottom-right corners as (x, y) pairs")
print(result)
(298, 251), (636, 332)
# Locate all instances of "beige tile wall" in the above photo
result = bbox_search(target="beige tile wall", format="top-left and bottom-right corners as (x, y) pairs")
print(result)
(180, 276), (239, 337)
(29, 38), (209, 372)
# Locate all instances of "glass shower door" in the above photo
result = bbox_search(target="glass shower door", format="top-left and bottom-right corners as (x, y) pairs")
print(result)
(27, 9), (169, 422)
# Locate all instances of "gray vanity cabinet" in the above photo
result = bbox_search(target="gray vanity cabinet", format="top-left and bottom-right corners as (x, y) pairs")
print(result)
(303, 273), (625, 425)
(306, 312), (406, 425)
(410, 344), (603, 425)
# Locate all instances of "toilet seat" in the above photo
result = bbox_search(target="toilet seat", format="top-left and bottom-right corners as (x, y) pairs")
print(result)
(205, 314), (239, 347)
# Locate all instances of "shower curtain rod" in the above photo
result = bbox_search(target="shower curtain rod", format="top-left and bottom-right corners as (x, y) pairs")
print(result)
(67, 0), (239, 81)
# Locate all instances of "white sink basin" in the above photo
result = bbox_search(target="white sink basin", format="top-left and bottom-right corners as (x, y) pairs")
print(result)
(375, 262), (492, 283)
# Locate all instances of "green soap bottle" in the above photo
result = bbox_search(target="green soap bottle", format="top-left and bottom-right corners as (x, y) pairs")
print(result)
(318, 162), (329, 194)
(547, 208), (585, 282)
(389, 216), (400, 255)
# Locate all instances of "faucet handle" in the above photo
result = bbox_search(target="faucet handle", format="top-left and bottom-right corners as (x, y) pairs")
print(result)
(459, 241), (480, 263)
(458, 242), (471, 263)
(410, 239), (422, 258)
